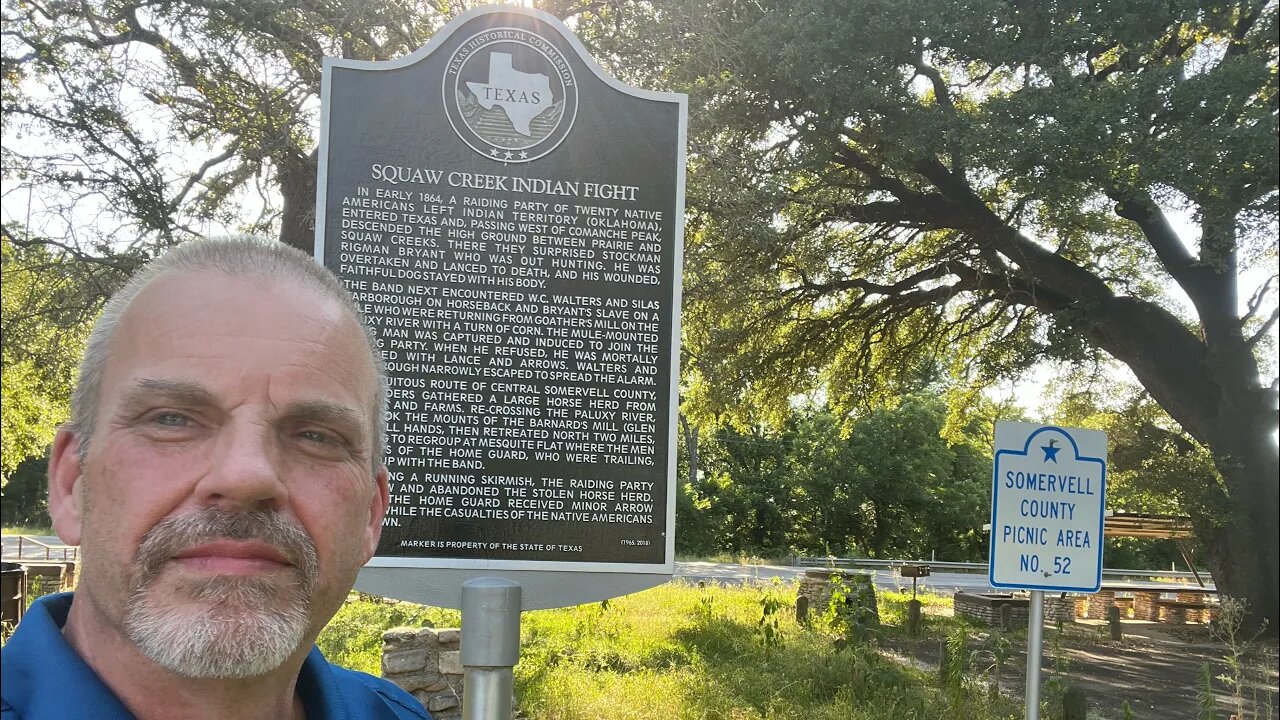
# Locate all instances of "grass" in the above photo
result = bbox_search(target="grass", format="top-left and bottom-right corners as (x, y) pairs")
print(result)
(1, 525), (54, 536)
(319, 593), (459, 675)
(677, 552), (793, 566)
(322, 581), (1021, 719)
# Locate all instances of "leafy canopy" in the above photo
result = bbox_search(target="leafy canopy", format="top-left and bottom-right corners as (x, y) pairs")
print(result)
(0, 237), (93, 484)
(577, 0), (1278, 434)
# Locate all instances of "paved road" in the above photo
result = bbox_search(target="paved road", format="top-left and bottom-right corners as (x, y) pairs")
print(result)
(5, 535), (996, 595)
(673, 561), (1000, 595)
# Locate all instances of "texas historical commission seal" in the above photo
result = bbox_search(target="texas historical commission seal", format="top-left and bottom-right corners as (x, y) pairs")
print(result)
(444, 28), (578, 163)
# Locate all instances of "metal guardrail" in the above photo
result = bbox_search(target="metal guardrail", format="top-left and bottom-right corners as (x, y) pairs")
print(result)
(791, 555), (1205, 581)
(6, 535), (79, 562)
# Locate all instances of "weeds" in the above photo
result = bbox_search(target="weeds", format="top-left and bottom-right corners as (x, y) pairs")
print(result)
(1208, 597), (1276, 720)
(694, 588), (716, 624)
(317, 593), (455, 675)
(971, 630), (1014, 700)
(343, 581), (1020, 719)
(1039, 618), (1074, 718)
(823, 573), (879, 650)
(939, 628), (968, 700)
(756, 583), (786, 649)
(1199, 662), (1218, 720)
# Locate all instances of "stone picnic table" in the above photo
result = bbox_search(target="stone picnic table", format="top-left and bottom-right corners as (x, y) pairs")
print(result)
(1078, 581), (1218, 624)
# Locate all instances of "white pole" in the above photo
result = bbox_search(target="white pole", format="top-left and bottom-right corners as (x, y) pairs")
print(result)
(1024, 590), (1045, 720)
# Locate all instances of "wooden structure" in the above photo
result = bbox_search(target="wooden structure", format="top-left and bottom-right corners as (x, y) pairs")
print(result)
(1102, 512), (1208, 587)
(1093, 512), (1216, 623)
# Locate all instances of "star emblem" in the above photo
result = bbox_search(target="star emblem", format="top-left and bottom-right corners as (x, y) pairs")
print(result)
(489, 148), (500, 157)
(1041, 439), (1061, 463)
(519, 151), (529, 159)
(504, 151), (514, 160)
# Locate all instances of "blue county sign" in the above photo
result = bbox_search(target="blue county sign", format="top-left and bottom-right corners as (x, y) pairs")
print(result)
(989, 422), (1107, 593)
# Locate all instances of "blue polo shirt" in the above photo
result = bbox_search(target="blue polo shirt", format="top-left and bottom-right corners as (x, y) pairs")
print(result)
(1, 593), (431, 720)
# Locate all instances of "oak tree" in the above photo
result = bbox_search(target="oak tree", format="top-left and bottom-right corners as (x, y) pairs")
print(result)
(581, 0), (1279, 629)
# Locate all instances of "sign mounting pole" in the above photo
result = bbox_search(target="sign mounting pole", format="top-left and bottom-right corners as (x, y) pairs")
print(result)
(461, 578), (521, 720)
(1024, 589), (1044, 720)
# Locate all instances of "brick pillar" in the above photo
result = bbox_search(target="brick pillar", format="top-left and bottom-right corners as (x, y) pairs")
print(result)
(1132, 592), (1160, 621)
(1088, 591), (1115, 619)
(1073, 595), (1089, 618)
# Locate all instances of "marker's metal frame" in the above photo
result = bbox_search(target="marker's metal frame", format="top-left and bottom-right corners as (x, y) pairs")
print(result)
(313, 6), (687, 719)
(317, 0), (685, 603)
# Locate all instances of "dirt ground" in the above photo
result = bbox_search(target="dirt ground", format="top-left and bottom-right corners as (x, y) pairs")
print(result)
(884, 617), (1279, 720)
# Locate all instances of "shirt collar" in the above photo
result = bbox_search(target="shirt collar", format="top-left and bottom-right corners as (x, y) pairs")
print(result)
(2, 592), (136, 718)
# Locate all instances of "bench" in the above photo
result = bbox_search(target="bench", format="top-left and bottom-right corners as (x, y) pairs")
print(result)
(1090, 584), (1217, 622)
(1156, 598), (1212, 624)
(17, 562), (71, 595)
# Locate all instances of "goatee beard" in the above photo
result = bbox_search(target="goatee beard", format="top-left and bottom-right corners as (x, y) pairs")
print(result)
(123, 509), (318, 679)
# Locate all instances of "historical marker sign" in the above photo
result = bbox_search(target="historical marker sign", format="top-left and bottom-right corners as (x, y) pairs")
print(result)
(314, 7), (685, 604)
(989, 422), (1107, 593)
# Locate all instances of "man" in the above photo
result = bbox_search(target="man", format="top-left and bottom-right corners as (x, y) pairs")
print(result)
(1, 237), (430, 720)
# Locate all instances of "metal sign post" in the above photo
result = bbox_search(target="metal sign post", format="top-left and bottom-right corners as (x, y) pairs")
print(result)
(989, 422), (1107, 720)
(461, 578), (521, 720)
(1024, 589), (1045, 720)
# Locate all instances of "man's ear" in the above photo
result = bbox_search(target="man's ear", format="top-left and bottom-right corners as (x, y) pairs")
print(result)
(47, 427), (85, 546)
(362, 465), (391, 562)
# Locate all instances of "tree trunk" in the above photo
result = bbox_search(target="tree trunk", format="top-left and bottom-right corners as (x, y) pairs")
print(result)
(1201, 425), (1280, 635)
(680, 413), (698, 490)
(277, 150), (319, 253)
(1025, 225), (1279, 635)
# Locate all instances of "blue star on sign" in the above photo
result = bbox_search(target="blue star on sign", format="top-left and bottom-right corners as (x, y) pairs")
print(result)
(1042, 439), (1061, 463)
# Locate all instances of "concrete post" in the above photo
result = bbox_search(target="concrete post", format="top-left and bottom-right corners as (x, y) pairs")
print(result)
(1063, 685), (1088, 720)
(1108, 606), (1122, 641)
(907, 598), (923, 635)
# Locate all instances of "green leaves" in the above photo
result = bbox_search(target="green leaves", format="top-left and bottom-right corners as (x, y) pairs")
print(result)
(677, 395), (993, 560)
(2, 0), (455, 252)
(0, 236), (94, 484)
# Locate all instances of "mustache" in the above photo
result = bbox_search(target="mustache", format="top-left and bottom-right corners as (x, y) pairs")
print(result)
(133, 509), (318, 586)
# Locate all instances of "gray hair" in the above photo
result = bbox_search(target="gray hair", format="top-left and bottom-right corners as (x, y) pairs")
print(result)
(68, 236), (387, 473)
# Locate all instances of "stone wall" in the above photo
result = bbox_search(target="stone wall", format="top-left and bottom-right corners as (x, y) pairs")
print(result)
(954, 592), (1074, 628)
(381, 627), (464, 720)
(1043, 593), (1075, 624)
(797, 570), (880, 625)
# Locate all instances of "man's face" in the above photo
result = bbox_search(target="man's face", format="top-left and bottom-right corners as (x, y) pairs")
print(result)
(48, 270), (388, 678)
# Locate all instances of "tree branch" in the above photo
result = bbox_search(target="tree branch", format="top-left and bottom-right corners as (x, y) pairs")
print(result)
(1108, 188), (1203, 290)
(1246, 307), (1279, 348)
(802, 197), (967, 229)
(169, 140), (242, 209)
(911, 157), (1117, 302)
(1226, 0), (1268, 58)
(1243, 276), (1275, 324)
